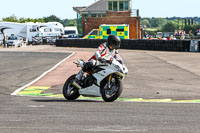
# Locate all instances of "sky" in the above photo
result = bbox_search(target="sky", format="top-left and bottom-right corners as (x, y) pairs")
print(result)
(0, 0), (199, 20)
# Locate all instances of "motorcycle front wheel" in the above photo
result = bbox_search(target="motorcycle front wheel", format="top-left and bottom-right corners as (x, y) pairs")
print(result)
(101, 76), (123, 102)
(63, 74), (80, 100)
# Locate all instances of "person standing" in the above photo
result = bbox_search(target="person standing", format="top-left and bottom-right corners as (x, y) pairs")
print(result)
(3, 34), (7, 48)
(144, 32), (148, 38)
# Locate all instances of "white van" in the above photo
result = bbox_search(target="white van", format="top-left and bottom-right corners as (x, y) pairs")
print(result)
(63, 26), (78, 38)
(38, 22), (64, 37)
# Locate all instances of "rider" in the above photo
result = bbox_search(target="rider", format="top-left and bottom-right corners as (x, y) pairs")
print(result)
(76, 35), (121, 81)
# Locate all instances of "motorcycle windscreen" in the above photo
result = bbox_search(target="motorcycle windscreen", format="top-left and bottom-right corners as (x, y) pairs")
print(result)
(114, 54), (124, 65)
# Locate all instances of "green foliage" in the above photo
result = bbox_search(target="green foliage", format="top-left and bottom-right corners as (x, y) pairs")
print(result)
(141, 17), (200, 34)
(2, 14), (76, 27)
(66, 19), (77, 26)
(3, 14), (18, 22)
(183, 25), (195, 33)
(162, 21), (178, 32)
(141, 18), (167, 28)
(141, 19), (151, 27)
(61, 19), (68, 27)
(43, 15), (61, 23)
(183, 25), (200, 33)
(2, 14), (45, 23)
(150, 18), (167, 28)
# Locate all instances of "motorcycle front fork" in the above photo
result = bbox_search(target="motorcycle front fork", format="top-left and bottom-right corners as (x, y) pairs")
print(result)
(107, 74), (112, 89)
(76, 70), (84, 80)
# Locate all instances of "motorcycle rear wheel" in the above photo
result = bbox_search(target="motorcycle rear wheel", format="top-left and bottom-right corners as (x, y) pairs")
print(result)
(101, 76), (123, 102)
(63, 74), (80, 100)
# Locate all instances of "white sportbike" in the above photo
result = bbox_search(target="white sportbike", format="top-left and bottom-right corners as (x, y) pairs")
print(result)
(63, 55), (128, 102)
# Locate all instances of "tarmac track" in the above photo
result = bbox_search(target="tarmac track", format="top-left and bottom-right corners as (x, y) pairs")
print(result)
(0, 47), (200, 132)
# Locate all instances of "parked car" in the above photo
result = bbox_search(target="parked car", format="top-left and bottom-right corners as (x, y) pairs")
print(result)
(7, 35), (23, 47)
(67, 34), (79, 38)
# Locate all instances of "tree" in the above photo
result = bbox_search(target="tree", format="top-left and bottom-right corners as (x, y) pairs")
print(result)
(43, 15), (61, 23)
(150, 18), (167, 28)
(35, 18), (45, 23)
(19, 18), (26, 23)
(2, 14), (18, 22)
(141, 19), (151, 28)
(162, 21), (178, 32)
(66, 19), (77, 26)
(183, 25), (195, 34)
(183, 24), (200, 34)
(61, 19), (69, 27)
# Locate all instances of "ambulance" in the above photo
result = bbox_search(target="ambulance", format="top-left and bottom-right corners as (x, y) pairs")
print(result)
(84, 24), (129, 39)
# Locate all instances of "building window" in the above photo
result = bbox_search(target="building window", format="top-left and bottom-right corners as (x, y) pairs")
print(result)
(113, 1), (118, 11)
(119, 1), (124, 11)
(124, 1), (129, 10)
(44, 28), (51, 32)
(97, 14), (101, 17)
(117, 29), (124, 32)
(30, 29), (37, 32)
(91, 14), (97, 17)
(108, 1), (112, 11)
(102, 14), (106, 17)
(87, 13), (106, 18)
(107, 1), (129, 11)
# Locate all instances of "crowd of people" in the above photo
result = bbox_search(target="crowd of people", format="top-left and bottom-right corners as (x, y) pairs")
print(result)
(174, 30), (186, 39)
(144, 28), (200, 40)
(174, 30), (185, 36)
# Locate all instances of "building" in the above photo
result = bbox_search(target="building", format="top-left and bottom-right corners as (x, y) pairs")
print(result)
(73, 0), (141, 39)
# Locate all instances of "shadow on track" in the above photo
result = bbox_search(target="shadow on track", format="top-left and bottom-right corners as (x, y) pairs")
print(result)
(32, 99), (103, 103)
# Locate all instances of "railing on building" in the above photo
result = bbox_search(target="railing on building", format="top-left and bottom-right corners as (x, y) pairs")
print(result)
(131, 9), (140, 17)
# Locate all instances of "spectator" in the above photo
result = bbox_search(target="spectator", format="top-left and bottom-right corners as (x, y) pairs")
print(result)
(194, 30), (197, 36)
(174, 30), (178, 36)
(3, 34), (7, 48)
(180, 30), (185, 40)
(194, 29), (200, 36)
(153, 33), (156, 38)
(189, 30), (193, 36)
(197, 29), (200, 35)
(144, 32), (148, 38)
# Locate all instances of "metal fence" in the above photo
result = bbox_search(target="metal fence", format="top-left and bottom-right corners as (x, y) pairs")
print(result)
(32, 36), (58, 45)
(185, 35), (200, 40)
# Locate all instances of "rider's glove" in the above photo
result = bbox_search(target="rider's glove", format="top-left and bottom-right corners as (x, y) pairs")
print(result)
(108, 60), (113, 65)
(83, 62), (94, 72)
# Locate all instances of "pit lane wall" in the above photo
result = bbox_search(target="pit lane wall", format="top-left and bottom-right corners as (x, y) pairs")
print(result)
(56, 39), (200, 52)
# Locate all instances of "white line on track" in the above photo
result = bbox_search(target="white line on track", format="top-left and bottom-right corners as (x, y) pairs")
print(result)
(11, 52), (75, 96)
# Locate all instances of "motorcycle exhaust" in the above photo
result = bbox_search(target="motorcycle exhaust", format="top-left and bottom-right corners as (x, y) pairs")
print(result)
(72, 81), (82, 89)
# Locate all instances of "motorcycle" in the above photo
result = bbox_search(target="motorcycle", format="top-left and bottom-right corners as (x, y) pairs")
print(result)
(63, 54), (128, 102)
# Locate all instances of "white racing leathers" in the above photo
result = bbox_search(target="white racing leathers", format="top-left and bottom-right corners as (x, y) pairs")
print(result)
(89, 43), (117, 65)
(76, 43), (117, 80)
